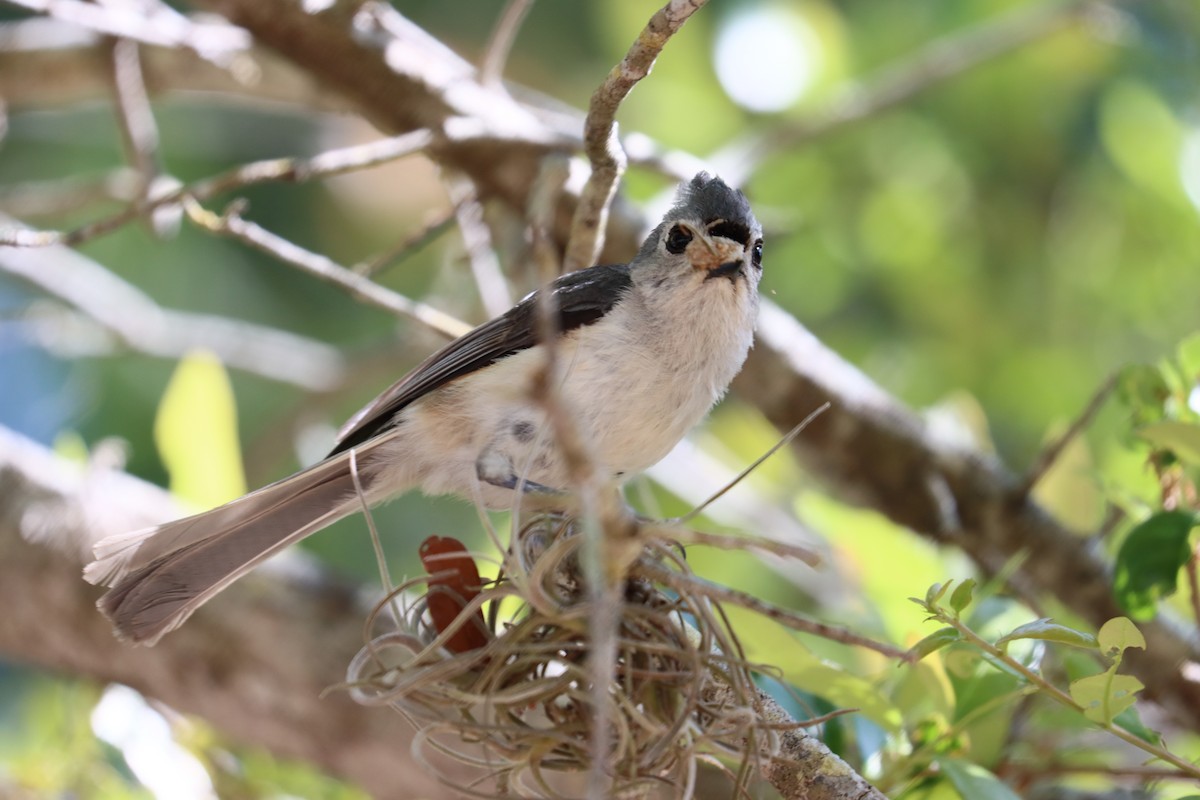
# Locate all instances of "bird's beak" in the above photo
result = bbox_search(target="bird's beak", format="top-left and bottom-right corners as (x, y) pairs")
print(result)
(687, 231), (744, 278)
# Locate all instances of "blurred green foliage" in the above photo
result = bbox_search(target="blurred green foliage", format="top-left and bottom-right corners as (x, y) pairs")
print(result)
(2, 0), (1200, 797)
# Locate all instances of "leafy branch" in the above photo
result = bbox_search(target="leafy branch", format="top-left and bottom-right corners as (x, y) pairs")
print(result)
(911, 580), (1200, 781)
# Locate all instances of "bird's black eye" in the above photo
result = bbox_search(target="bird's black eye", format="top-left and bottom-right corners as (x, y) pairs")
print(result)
(752, 239), (763, 269)
(665, 224), (692, 255)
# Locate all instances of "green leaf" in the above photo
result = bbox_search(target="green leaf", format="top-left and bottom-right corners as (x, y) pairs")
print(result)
(51, 430), (89, 464)
(1177, 332), (1200, 387)
(926, 581), (952, 608)
(1069, 667), (1144, 725)
(1138, 421), (1200, 464)
(155, 349), (247, 510)
(1097, 617), (1146, 657)
(996, 619), (1098, 650)
(937, 758), (1021, 800)
(949, 579), (976, 614)
(1113, 706), (1161, 745)
(909, 627), (961, 661)
(1116, 364), (1170, 426)
(1113, 510), (1198, 620)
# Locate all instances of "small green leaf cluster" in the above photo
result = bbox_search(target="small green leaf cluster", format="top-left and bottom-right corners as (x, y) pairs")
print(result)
(1112, 337), (1200, 620)
(905, 579), (1200, 795)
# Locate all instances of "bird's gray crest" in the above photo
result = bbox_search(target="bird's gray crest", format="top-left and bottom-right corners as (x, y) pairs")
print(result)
(667, 172), (755, 227)
(636, 173), (757, 262)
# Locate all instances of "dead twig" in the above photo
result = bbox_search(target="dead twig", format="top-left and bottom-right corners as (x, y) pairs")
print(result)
(0, 213), (344, 390)
(108, 37), (160, 200)
(0, 130), (435, 247)
(1019, 373), (1117, 496)
(479, 0), (537, 87)
(183, 198), (470, 339)
(354, 206), (457, 278)
(446, 175), (512, 318)
(562, 0), (708, 273)
(4, 0), (250, 64)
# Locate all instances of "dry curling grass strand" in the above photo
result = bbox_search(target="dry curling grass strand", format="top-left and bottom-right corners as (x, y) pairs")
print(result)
(340, 510), (856, 799)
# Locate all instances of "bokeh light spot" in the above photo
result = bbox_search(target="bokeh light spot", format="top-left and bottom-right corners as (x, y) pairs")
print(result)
(714, 4), (821, 113)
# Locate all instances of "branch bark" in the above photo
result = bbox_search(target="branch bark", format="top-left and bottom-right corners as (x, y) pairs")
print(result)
(735, 303), (1200, 726)
(0, 426), (452, 799)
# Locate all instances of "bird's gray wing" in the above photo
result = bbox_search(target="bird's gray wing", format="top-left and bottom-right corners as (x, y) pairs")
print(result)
(330, 263), (634, 455)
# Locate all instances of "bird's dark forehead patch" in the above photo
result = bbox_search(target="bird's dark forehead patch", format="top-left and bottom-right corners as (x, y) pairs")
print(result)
(669, 172), (756, 230)
(707, 220), (751, 246)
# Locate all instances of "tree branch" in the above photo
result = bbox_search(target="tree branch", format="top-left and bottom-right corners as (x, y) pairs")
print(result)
(563, 0), (706, 272)
(734, 302), (1200, 727)
(4, 0), (250, 62)
(0, 17), (350, 113)
(183, 198), (471, 339)
(0, 214), (346, 390)
(0, 425), (452, 799)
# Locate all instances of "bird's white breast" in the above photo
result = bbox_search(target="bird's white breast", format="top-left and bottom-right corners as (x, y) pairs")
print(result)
(373, 274), (757, 508)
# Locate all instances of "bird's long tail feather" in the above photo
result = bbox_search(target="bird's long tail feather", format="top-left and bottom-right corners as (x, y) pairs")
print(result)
(85, 450), (372, 645)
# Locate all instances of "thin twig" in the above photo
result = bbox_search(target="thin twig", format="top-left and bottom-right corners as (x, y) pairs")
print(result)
(646, 562), (911, 662)
(0, 130), (435, 248)
(349, 448), (404, 630)
(108, 37), (160, 198)
(183, 198), (470, 340)
(713, 0), (1103, 184)
(562, 0), (708, 273)
(932, 607), (1200, 780)
(0, 213), (344, 390)
(1000, 761), (1200, 781)
(525, 155), (568, 280)
(446, 175), (512, 318)
(525, 155), (637, 800)
(1019, 373), (1117, 496)
(676, 402), (829, 525)
(354, 207), (457, 278)
(479, 0), (536, 87)
(1188, 544), (1200, 631)
(0, 168), (142, 218)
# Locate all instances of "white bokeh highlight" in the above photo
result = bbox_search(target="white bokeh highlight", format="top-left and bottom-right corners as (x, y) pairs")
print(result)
(91, 684), (216, 800)
(714, 4), (821, 113)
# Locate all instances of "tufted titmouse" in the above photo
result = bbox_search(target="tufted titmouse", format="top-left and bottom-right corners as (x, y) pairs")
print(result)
(86, 173), (764, 644)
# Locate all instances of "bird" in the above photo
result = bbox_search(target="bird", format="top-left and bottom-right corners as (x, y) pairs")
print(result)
(85, 172), (764, 645)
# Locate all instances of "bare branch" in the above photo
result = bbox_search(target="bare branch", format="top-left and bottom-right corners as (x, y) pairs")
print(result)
(4, 0), (250, 63)
(446, 175), (512, 318)
(184, 199), (471, 340)
(705, 682), (888, 800)
(563, 0), (707, 273)
(108, 37), (161, 198)
(0, 18), (350, 113)
(0, 130), (435, 247)
(645, 562), (909, 661)
(0, 424), (456, 799)
(0, 213), (345, 390)
(1018, 373), (1117, 496)
(354, 206), (457, 279)
(0, 168), (141, 218)
(479, 0), (536, 87)
(734, 299), (1200, 728)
